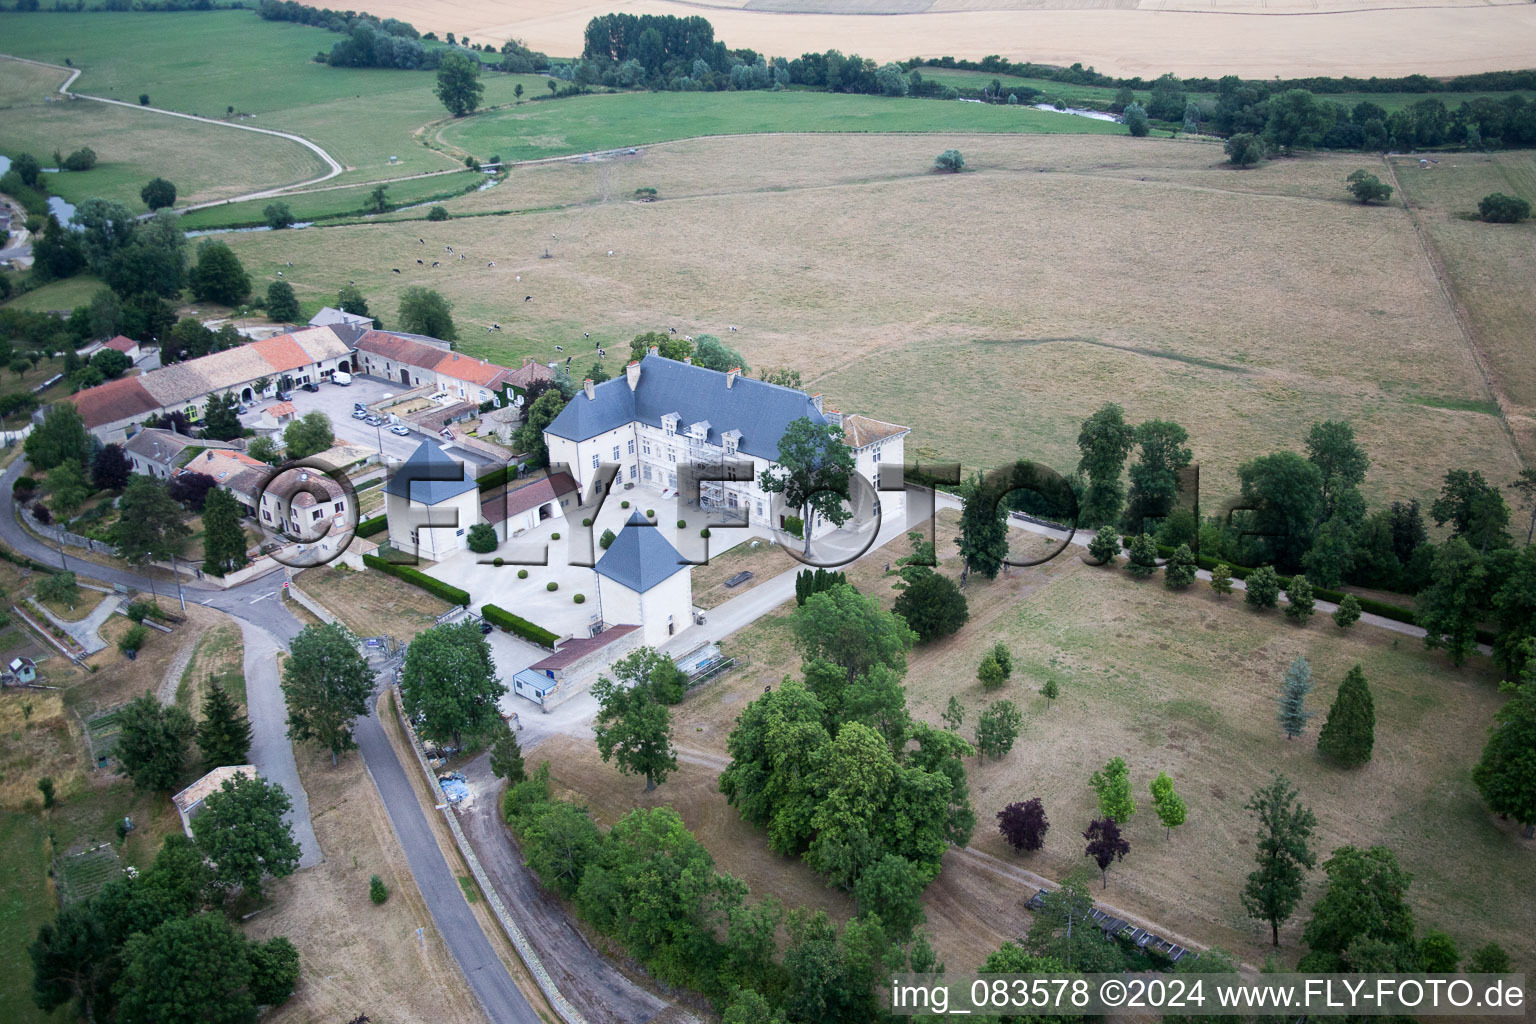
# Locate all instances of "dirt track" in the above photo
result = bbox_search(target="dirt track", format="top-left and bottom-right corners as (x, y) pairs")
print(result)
(332, 0), (1536, 77)
(458, 751), (672, 1024)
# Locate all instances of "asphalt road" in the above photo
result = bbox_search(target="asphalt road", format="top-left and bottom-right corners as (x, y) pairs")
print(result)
(0, 455), (535, 1024)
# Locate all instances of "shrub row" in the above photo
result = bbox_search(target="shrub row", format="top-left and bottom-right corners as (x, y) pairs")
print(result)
(481, 604), (559, 647)
(476, 465), (513, 491)
(361, 553), (470, 606)
(0, 546), (56, 573)
(1150, 542), (1495, 644)
(356, 514), (387, 538)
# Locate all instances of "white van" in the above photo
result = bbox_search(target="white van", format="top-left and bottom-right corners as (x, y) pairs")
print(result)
(332, 371), (352, 386)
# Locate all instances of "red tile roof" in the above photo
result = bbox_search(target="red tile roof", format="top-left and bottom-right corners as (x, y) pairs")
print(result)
(529, 625), (639, 672)
(266, 401), (296, 417)
(480, 472), (578, 525)
(507, 360), (555, 388)
(435, 353), (511, 389)
(249, 334), (312, 375)
(70, 377), (161, 429)
(104, 335), (137, 353)
(354, 330), (450, 372)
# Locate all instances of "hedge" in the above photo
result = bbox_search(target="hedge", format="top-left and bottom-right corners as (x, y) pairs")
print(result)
(0, 546), (56, 573)
(362, 553), (470, 606)
(476, 465), (515, 491)
(356, 514), (388, 538)
(481, 604), (559, 647)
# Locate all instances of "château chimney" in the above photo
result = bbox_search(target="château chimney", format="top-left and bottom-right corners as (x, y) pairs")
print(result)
(626, 360), (641, 391)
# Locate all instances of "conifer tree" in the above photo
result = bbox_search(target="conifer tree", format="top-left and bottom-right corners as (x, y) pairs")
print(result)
(1210, 562), (1234, 596)
(1164, 543), (1197, 589)
(1332, 594), (1362, 628)
(1317, 665), (1375, 766)
(195, 684), (252, 769)
(1278, 656), (1315, 739)
(489, 717), (526, 782)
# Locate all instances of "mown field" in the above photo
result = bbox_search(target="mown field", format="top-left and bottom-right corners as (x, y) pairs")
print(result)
(0, 88), (329, 208)
(222, 132), (1519, 511)
(438, 87), (1125, 163)
(178, 169), (488, 230)
(0, 11), (543, 203)
(1389, 150), (1536, 463)
(530, 513), (1532, 974)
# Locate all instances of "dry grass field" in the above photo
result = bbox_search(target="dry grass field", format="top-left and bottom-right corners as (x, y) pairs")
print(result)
(293, 565), (452, 641)
(248, 738), (485, 1024)
(529, 511), (1533, 975)
(1389, 151), (1536, 464)
(335, 0), (1536, 77)
(226, 133), (1520, 510)
(175, 622), (246, 709)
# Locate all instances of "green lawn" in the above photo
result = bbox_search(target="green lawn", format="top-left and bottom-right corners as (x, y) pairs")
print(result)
(0, 812), (59, 1024)
(178, 169), (488, 230)
(0, 11), (543, 190)
(441, 88), (1126, 163)
(1, 274), (105, 313)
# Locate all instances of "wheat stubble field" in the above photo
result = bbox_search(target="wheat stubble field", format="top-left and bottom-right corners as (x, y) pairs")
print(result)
(225, 132), (1521, 508)
(329, 0), (1536, 78)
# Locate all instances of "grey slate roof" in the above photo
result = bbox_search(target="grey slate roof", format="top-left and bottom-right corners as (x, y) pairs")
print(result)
(595, 511), (688, 594)
(384, 440), (479, 506)
(545, 355), (827, 461)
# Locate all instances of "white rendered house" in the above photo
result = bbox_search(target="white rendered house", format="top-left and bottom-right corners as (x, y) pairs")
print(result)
(594, 511), (694, 647)
(384, 440), (481, 560)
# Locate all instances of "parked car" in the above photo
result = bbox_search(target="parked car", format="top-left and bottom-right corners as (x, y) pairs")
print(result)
(275, 390), (291, 401)
(301, 382), (319, 393)
(390, 424), (411, 436)
(353, 401), (368, 412)
(365, 415), (383, 427)
(477, 620), (493, 635)
(351, 409), (368, 420)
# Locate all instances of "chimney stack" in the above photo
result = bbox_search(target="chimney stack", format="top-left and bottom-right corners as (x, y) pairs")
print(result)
(626, 360), (641, 391)
(726, 366), (740, 389)
(810, 393), (824, 414)
(583, 378), (595, 401)
(683, 356), (692, 365)
(647, 345), (659, 357)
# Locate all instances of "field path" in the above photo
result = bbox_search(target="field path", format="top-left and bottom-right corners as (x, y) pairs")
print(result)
(0, 53), (343, 209)
(156, 632), (199, 706)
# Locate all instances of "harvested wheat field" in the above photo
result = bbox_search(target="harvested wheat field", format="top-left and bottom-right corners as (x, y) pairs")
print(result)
(1389, 150), (1536, 463)
(332, 0), (1536, 78)
(226, 133), (1520, 509)
(248, 741), (484, 1024)
(528, 511), (1534, 974)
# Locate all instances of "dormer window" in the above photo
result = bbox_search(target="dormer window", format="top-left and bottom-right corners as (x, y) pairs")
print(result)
(662, 413), (680, 436)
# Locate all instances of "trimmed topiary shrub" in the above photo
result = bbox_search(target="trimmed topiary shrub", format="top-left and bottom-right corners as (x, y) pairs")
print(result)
(550, 532), (560, 540)
(646, 509), (655, 518)
(493, 557), (504, 567)
(582, 517), (592, 526)
(573, 594), (585, 604)
(599, 528), (616, 549)
(621, 500), (630, 508)
(546, 581), (558, 592)
(517, 568), (529, 579)
(677, 519), (687, 529)
(700, 528), (710, 538)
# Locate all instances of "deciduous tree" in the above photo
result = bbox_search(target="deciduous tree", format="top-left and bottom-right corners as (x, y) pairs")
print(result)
(191, 773), (300, 897)
(116, 913), (254, 1024)
(1089, 756), (1136, 822)
(435, 50), (484, 116)
(997, 798), (1048, 852)
(852, 853), (925, 940)
(1210, 562), (1234, 596)
(1083, 818), (1130, 888)
(892, 570), (968, 642)
(396, 285), (458, 341)
(1431, 469), (1509, 553)
(592, 671), (677, 790)
(942, 695), (964, 732)
(91, 442), (131, 491)
(1246, 565), (1282, 609)
(1301, 845), (1416, 972)
(1076, 404), (1135, 527)
(957, 471), (1008, 579)
(188, 240), (251, 306)
(1150, 771), (1186, 838)
(792, 583), (914, 684)
(1345, 170), (1393, 204)
(140, 177), (176, 210)
(282, 410), (334, 460)
(1284, 573), (1315, 624)
(974, 700), (1022, 762)
(281, 622), (373, 765)
(264, 280), (299, 322)
(1237, 452), (1323, 572)
(1124, 533), (1159, 578)
(1333, 593), (1362, 628)
(401, 620), (504, 749)
(759, 417), (856, 557)
(24, 401), (91, 471)
(1416, 537), (1488, 666)
(1472, 653), (1536, 838)
(1242, 774), (1317, 946)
